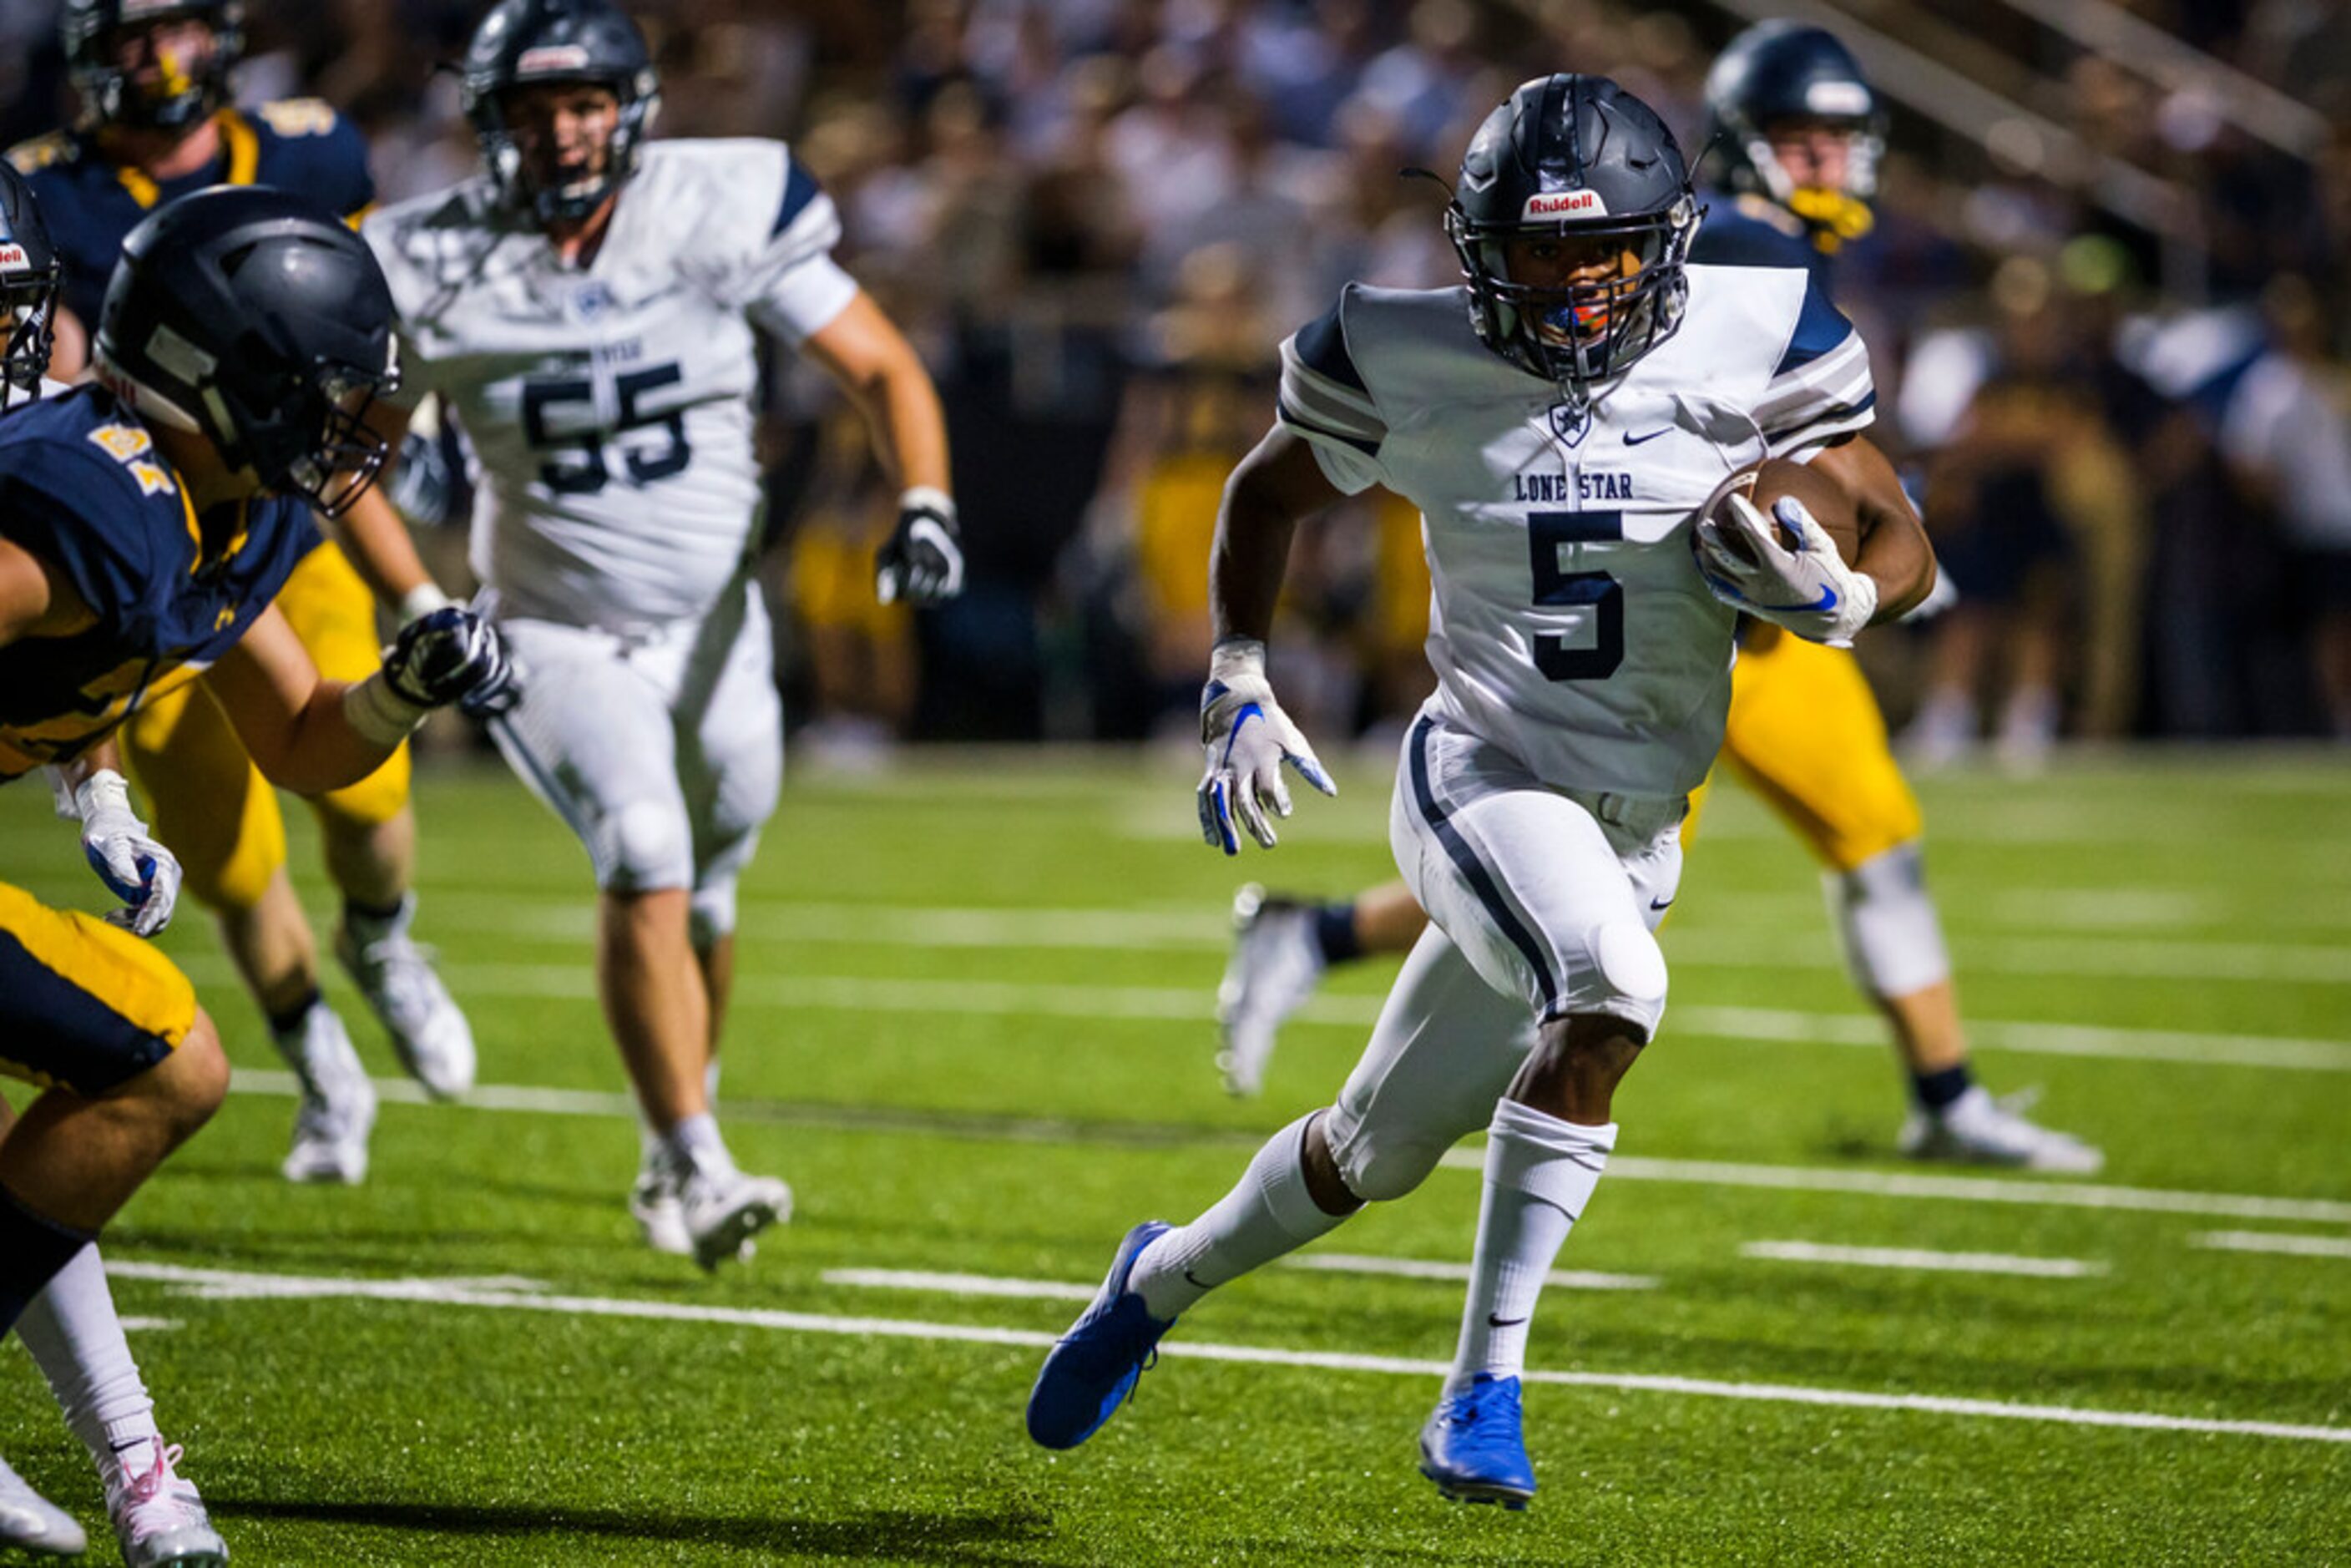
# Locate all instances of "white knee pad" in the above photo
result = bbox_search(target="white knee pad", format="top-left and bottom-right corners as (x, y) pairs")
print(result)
(1575, 917), (1668, 1037)
(594, 801), (692, 893)
(1828, 842), (1953, 998)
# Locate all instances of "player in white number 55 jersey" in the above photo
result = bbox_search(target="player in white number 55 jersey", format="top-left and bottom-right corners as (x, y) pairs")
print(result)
(341, 0), (963, 1270)
(1027, 75), (1935, 1506)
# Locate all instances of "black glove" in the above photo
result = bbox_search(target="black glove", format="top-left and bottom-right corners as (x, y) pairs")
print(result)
(383, 607), (520, 718)
(874, 487), (965, 606)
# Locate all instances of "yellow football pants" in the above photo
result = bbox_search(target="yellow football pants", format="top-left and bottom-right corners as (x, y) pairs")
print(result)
(1686, 626), (1922, 872)
(0, 880), (197, 1094)
(120, 541), (409, 913)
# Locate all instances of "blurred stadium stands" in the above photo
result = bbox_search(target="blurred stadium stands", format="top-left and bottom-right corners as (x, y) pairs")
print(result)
(8, 0), (2348, 756)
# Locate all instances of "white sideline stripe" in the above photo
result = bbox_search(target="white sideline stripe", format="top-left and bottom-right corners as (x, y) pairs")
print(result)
(183, 956), (2351, 1075)
(2193, 1231), (2351, 1260)
(1438, 1148), (2351, 1227)
(224, 1069), (2351, 1227)
(394, 896), (2351, 985)
(99, 1260), (2351, 1446)
(823, 1269), (1095, 1302)
(1287, 1253), (1660, 1292)
(1739, 1242), (2106, 1278)
(115, 1317), (181, 1333)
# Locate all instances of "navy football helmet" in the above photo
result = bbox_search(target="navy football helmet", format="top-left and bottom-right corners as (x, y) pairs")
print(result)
(62, 0), (245, 132)
(462, 0), (660, 225)
(1447, 74), (1699, 392)
(0, 164), (63, 412)
(94, 186), (402, 516)
(1704, 21), (1884, 249)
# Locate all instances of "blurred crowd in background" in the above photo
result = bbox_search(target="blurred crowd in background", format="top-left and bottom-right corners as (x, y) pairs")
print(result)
(7, 0), (2349, 761)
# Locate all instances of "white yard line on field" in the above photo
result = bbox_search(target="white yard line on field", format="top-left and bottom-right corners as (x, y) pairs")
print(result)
(822, 1269), (1095, 1302)
(225, 1069), (2351, 1227)
(1738, 1241), (2106, 1277)
(1285, 1253), (1659, 1291)
(98, 1260), (2351, 1445)
(2192, 1231), (2351, 1260)
(179, 956), (2351, 1073)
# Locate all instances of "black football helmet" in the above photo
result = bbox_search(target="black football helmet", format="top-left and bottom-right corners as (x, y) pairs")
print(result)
(62, 0), (245, 132)
(1447, 74), (1699, 392)
(462, 0), (660, 225)
(1704, 21), (1884, 249)
(0, 164), (63, 412)
(94, 186), (402, 517)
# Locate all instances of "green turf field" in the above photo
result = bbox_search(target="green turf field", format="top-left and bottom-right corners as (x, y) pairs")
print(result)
(3, 748), (2347, 1565)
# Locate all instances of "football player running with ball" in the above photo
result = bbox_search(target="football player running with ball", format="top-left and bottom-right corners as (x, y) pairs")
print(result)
(1210, 23), (2099, 1176)
(1028, 75), (1934, 1508)
(340, 0), (963, 1270)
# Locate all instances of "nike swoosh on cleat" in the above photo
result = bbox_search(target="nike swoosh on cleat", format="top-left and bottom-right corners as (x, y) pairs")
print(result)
(1623, 427), (1672, 445)
(1486, 1313), (1528, 1328)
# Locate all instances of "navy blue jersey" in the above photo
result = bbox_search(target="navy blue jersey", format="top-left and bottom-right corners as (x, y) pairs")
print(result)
(1691, 190), (1834, 291)
(8, 100), (374, 330)
(0, 387), (321, 779)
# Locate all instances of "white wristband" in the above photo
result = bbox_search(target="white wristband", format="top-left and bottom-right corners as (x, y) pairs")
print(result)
(899, 485), (957, 524)
(399, 582), (453, 625)
(344, 671), (432, 749)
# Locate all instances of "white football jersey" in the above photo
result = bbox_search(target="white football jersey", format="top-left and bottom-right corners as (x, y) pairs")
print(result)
(363, 139), (859, 629)
(1277, 265), (1875, 797)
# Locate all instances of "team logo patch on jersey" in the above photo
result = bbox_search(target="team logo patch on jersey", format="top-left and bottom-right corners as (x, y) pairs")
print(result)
(1524, 190), (1608, 220)
(564, 281), (616, 324)
(1549, 401), (1591, 448)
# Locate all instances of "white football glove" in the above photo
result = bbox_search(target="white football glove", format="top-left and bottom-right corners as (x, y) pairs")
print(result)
(57, 769), (181, 937)
(1694, 492), (1878, 645)
(1196, 639), (1336, 855)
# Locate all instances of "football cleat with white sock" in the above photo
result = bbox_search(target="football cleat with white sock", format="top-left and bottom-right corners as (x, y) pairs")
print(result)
(105, 1439), (226, 1568)
(276, 1007), (377, 1185)
(1214, 885), (1326, 1098)
(1898, 1085), (2103, 1174)
(335, 894), (476, 1100)
(0, 1452), (87, 1556)
(628, 1162), (694, 1258)
(680, 1166), (791, 1272)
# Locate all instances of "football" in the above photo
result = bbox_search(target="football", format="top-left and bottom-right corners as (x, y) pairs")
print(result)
(1701, 458), (1863, 566)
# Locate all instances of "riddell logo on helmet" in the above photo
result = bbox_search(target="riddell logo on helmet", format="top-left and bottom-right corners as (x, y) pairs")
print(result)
(1524, 190), (1609, 220)
(0, 243), (27, 273)
(518, 45), (594, 74)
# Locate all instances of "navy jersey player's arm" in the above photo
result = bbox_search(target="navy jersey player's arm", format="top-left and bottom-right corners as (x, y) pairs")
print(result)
(1810, 435), (1936, 620)
(198, 602), (408, 796)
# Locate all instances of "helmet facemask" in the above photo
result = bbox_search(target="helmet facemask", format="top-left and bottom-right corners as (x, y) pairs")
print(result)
(1449, 196), (1698, 392)
(69, 3), (244, 133)
(473, 73), (659, 225)
(0, 257), (61, 412)
(277, 356), (401, 518)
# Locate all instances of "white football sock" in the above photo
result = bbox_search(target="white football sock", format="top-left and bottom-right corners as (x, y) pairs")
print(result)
(13, 1245), (159, 1468)
(1448, 1100), (1616, 1393)
(1131, 1111), (1347, 1321)
(663, 1113), (735, 1181)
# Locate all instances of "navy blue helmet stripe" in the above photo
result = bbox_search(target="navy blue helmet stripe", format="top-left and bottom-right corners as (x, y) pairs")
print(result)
(1291, 297), (1368, 393)
(771, 154), (822, 238)
(1407, 716), (1561, 1014)
(1772, 272), (1856, 377)
(1277, 396), (1381, 457)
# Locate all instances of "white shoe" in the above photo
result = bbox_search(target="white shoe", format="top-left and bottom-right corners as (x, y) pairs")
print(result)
(628, 1164), (694, 1258)
(680, 1166), (791, 1272)
(1213, 886), (1325, 1098)
(336, 894), (476, 1100)
(0, 1453), (87, 1556)
(104, 1439), (225, 1568)
(275, 1008), (377, 1185)
(1898, 1085), (2104, 1174)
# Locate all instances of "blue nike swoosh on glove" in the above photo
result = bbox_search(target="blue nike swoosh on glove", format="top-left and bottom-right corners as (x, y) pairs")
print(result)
(1220, 704), (1264, 767)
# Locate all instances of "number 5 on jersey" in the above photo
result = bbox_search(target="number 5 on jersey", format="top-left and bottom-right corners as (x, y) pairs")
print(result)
(1529, 509), (1622, 680)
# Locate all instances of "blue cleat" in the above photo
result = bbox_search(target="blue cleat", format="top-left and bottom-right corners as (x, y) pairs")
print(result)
(1025, 1221), (1178, 1449)
(1418, 1373), (1536, 1510)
